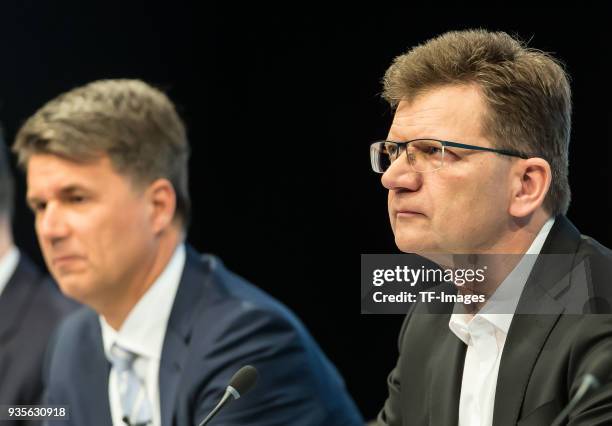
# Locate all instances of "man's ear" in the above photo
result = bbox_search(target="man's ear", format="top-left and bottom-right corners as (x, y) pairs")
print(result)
(145, 178), (177, 235)
(508, 158), (552, 218)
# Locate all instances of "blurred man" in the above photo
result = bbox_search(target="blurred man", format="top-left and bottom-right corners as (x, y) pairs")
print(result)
(370, 30), (612, 425)
(14, 79), (363, 426)
(0, 128), (74, 425)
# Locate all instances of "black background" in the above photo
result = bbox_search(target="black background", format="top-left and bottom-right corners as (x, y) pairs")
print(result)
(0, 3), (610, 420)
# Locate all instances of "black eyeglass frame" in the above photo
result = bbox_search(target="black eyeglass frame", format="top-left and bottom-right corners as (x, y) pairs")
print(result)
(370, 138), (543, 173)
(379, 139), (535, 159)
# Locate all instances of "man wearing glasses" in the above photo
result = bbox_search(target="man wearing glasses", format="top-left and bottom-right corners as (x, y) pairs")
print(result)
(371, 30), (612, 425)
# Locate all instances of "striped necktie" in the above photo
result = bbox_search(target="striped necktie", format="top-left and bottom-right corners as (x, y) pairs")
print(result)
(109, 343), (152, 426)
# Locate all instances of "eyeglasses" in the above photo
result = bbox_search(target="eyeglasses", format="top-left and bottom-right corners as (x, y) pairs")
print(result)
(370, 139), (534, 173)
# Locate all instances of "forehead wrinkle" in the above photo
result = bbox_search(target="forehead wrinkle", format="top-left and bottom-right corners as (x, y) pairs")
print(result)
(390, 90), (487, 142)
(389, 107), (447, 140)
(26, 156), (108, 200)
(395, 105), (446, 120)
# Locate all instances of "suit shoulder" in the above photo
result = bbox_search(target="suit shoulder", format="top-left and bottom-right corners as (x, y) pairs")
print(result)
(28, 278), (79, 318)
(198, 254), (301, 324)
(51, 306), (100, 351)
(184, 255), (363, 424)
(9, 254), (77, 326)
(190, 254), (322, 358)
(578, 233), (612, 258)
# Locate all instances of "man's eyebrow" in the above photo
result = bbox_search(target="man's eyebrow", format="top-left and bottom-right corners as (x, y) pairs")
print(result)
(58, 185), (90, 195)
(26, 185), (92, 205)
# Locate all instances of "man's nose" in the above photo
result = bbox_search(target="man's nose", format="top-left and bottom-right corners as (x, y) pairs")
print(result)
(381, 151), (423, 192)
(37, 202), (70, 242)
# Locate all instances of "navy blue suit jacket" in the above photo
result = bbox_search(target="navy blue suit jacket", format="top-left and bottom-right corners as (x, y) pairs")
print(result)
(0, 254), (75, 426)
(43, 247), (363, 425)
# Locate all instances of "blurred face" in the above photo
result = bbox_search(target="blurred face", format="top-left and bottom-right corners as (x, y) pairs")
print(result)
(26, 154), (156, 308)
(382, 85), (515, 254)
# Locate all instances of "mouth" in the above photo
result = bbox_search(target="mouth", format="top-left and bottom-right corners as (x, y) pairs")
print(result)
(52, 255), (84, 267)
(395, 210), (425, 218)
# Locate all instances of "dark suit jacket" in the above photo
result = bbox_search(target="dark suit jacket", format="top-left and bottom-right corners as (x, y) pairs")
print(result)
(376, 216), (612, 425)
(0, 253), (76, 426)
(43, 247), (363, 425)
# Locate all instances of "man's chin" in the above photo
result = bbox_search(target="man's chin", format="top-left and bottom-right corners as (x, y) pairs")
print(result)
(56, 278), (93, 304)
(394, 233), (438, 254)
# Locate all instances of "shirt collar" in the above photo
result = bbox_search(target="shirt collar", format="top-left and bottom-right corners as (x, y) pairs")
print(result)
(449, 217), (555, 339)
(0, 246), (20, 298)
(100, 244), (186, 361)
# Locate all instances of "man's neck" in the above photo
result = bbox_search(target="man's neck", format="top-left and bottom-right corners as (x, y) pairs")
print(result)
(456, 212), (554, 312)
(101, 229), (183, 330)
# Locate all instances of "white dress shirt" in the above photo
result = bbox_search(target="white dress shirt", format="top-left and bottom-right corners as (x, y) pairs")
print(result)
(0, 246), (20, 298)
(100, 244), (186, 426)
(449, 217), (555, 426)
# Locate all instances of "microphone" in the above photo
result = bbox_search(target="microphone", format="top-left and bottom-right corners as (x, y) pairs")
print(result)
(551, 351), (612, 426)
(121, 417), (149, 426)
(198, 365), (259, 426)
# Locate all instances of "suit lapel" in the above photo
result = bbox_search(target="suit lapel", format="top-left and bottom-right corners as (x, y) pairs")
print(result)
(493, 216), (580, 425)
(493, 311), (563, 425)
(429, 320), (466, 426)
(78, 315), (113, 426)
(159, 329), (190, 426)
(159, 247), (209, 426)
(411, 298), (465, 425)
